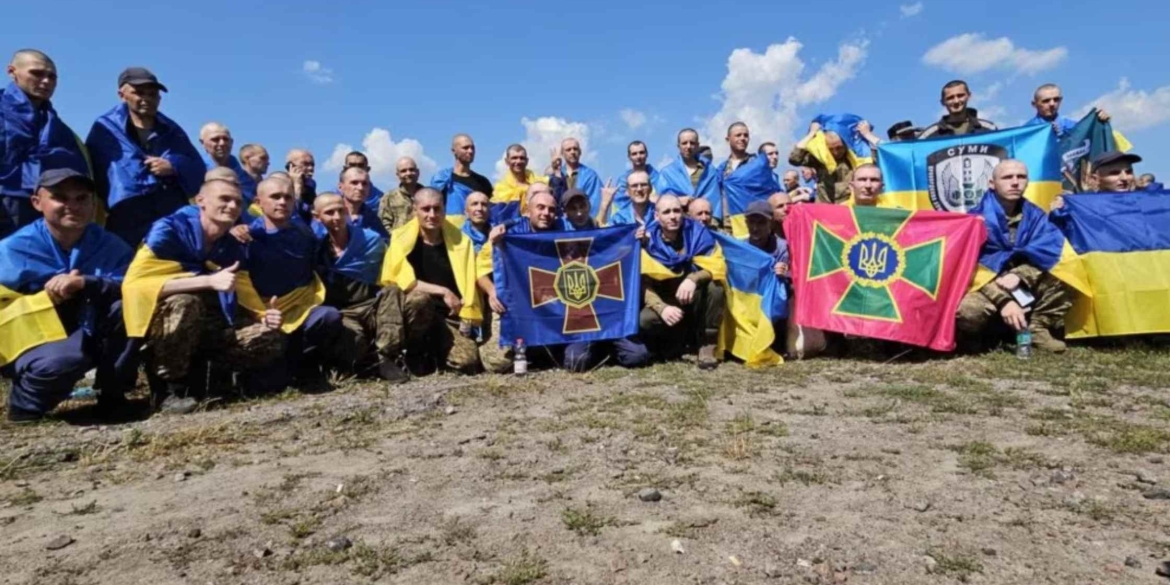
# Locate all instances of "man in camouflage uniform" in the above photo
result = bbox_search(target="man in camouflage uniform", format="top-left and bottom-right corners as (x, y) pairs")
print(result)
(377, 156), (421, 234)
(381, 188), (482, 374)
(313, 193), (408, 382)
(128, 179), (284, 413)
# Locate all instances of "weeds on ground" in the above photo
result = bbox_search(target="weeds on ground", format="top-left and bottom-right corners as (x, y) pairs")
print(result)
(486, 549), (549, 585)
(561, 506), (614, 536)
(926, 547), (983, 579)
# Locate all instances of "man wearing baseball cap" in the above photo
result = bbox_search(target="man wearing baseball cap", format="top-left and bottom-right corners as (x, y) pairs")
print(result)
(0, 169), (137, 422)
(744, 199), (791, 353)
(1091, 151), (1142, 193)
(558, 187), (600, 231)
(85, 67), (205, 245)
(1, 49), (90, 238)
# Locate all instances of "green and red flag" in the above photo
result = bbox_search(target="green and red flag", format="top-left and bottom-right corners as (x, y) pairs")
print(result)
(785, 204), (987, 351)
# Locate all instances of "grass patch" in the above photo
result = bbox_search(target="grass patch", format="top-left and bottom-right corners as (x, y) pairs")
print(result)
(561, 506), (613, 536)
(927, 547), (983, 579)
(5, 487), (42, 507)
(489, 550), (549, 585)
(951, 441), (1051, 478)
(441, 516), (477, 546)
(732, 490), (778, 518)
(775, 466), (830, 486)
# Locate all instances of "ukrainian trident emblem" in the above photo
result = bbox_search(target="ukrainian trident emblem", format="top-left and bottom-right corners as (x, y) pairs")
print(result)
(528, 238), (625, 333)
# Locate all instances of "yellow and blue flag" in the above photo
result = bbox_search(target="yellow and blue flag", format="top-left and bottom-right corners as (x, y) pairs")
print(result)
(494, 224), (641, 347)
(717, 155), (781, 238)
(0, 221), (132, 366)
(711, 233), (787, 368)
(805, 113), (875, 175)
(490, 170), (548, 225)
(878, 123), (1063, 212)
(1053, 192), (1170, 338)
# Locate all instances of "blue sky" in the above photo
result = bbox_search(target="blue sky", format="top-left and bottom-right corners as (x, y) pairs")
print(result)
(8, 0), (1169, 190)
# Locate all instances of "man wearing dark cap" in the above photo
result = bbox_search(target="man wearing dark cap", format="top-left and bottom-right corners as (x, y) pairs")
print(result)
(1092, 151), (1141, 193)
(918, 80), (998, 139)
(886, 121), (919, 142)
(559, 188), (599, 231)
(2, 49), (90, 238)
(745, 199), (790, 350)
(86, 67), (205, 245)
(0, 169), (137, 422)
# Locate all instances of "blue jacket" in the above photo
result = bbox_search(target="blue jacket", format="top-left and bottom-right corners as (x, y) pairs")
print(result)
(85, 104), (205, 209)
(0, 82), (89, 197)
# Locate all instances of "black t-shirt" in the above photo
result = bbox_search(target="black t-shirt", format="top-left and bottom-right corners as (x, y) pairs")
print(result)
(407, 240), (460, 295)
(452, 171), (493, 198)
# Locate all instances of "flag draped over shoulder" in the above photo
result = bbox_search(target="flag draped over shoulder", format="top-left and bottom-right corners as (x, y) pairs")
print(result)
(0, 221), (132, 366)
(717, 155), (780, 237)
(491, 170), (548, 224)
(381, 218), (482, 323)
(239, 218), (325, 333)
(657, 154), (720, 206)
(711, 233), (787, 368)
(1058, 109), (1131, 191)
(806, 113), (874, 174)
(563, 163), (603, 215)
(123, 206), (246, 337)
(430, 168), (474, 227)
(315, 223), (386, 286)
(969, 192), (1090, 297)
(611, 164), (660, 221)
(494, 224), (641, 347)
(877, 124), (1062, 212)
(1052, 192), (1170, 338)
(640, 218), (725, 281)
(785, 204), (986, 351)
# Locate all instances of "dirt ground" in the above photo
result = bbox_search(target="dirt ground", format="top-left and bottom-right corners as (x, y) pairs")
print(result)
(3, 345), (1170, 585)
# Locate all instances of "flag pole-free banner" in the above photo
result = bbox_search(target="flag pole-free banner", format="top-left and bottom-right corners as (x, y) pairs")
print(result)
(878, 123), (1063, 212)
(495, 224), (641, 347)
(1054, 192), (1170, 338)
(710, 232), (788, 368)
(785, 204), (986, 351)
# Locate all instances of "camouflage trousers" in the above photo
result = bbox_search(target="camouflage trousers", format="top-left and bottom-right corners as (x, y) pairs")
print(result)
(335, 285), (404, 372)
(478, 307), (513, 374)
(956, 273), (1071, 339)
(382, 288), (480, 374)
(145, 293), (284, 381)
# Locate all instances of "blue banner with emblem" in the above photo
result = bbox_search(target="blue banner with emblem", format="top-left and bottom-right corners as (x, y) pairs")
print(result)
(494, 224), (641, 347)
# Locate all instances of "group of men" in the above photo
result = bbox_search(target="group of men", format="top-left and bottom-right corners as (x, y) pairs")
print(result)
(0, 49), (1161, 422)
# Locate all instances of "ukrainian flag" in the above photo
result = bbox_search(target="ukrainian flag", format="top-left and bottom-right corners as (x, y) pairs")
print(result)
(806, 113), (874, 175)
(878, 124), (1063, 212)
(1054, 192), (1170, 338)
(712, 233), (787, 368)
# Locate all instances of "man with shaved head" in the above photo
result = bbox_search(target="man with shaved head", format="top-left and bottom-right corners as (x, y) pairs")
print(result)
(491, 144), (548, 223)
(686, 197), (713, 228)
(341, 151), (385, 209)
(312, 193), (407, 383)
(844, 165), (888, 208)
(789, 119), (879, 204)
(957, 160), (1070, 353)
(378, 156), (422, 234)
(1027, 83), (1110, 139)
(657, 128), (719, 213)
(641, 194), (725, 369)
(381, 187), (485, 374)
(430, 134), (494, 227)
(549, 137), (603, 213)
(124, 178), (285, 413)
(87, 66), (205, 245)
(199, 122), (258, 203)
(239, 143), (269, 184)
(336, 166), (388, 240)
(2, 49), (90, 238)
(285, 148), (317, 222)
(461, 191), (492, 253)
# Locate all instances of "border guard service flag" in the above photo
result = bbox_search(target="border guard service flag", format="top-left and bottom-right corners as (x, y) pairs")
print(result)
(877, 123), (1063, 212)
(785, 204), (986, 351)
(494, 224), (641, 348)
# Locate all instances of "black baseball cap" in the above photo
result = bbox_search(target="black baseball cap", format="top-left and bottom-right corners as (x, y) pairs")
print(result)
(745, 200), (772, 219)
(117, 67), (168, 92)
(1091, 150), (1141, 167)
(561, 188), (589, 206)
(36, 168), (95, 191)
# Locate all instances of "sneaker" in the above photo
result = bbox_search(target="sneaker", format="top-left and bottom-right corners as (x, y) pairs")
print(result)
(157, 394), (198, 415)
(7, 405), (43, 423)
(1031, 328), (1067, 353)
(378, 357), (409, 384)
(697, 344), (718, 370)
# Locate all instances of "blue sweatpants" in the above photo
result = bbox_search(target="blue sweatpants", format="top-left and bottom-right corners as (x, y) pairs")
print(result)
(4, 301), (138, 415)
(563, 335), (650, 373)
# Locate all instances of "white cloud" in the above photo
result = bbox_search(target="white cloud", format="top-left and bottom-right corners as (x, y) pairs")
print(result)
(493, 116), (594, 180)
(922, 33), (1067, 75)
(323, 128), (437, 189)
(302, 60), (334, 84)
(619, 108), (648, 131)
(1080, 78), (1170, 133)
(899, 2), (923, 18)
(702, 37), (868, 160)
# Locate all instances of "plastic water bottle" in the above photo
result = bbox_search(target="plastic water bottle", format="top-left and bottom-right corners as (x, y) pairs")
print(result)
(513, 338), (528, 376)
(1016, 330), (1033, 360)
